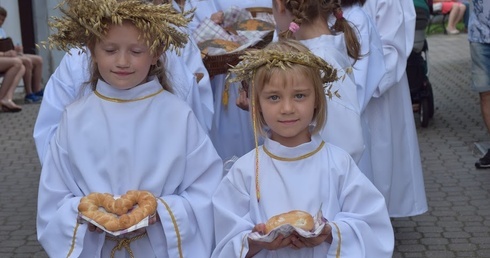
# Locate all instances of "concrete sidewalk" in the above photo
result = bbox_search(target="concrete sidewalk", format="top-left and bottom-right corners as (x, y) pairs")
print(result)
(1, 32), (489, 257)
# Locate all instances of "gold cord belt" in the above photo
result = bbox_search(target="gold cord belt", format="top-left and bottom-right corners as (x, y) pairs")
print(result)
(106, 231), (147, 258)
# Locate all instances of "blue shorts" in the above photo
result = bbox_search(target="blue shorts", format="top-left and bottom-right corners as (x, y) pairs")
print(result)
(470, 42), (490, 93)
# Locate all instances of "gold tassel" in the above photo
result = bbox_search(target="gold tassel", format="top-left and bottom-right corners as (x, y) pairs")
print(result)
(222, 83), (229, 106)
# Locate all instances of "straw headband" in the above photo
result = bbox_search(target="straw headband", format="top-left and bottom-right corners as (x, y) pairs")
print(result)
(43, 0), (192, 55)
(228, 48), (340, 98)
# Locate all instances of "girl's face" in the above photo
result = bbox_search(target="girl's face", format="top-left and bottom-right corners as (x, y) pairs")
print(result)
(259, 70), (316, 147)
(93, 22), (159, 90)
(272, 0), (292, 33)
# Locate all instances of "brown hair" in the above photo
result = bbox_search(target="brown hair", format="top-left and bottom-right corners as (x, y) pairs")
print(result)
(251, 40), (327, 136)
(86, 20), (171, 92)
(0, 7), (7, 18)
(276, 0), (361, 61)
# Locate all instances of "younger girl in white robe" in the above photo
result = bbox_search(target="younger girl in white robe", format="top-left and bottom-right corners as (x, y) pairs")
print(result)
(272, 0), (364, 163)
(36, 2), (222, 257)
(212, 39), (393, 258)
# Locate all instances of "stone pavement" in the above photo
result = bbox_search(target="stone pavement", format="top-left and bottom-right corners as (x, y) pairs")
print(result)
(1, 33), (490, 257)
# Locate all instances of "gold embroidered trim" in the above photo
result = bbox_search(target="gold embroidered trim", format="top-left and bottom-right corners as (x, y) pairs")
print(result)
(66, 222), (81, 258)
(106, 232), (147, 258)
(158, 197), (183, 258)
(262, 141), (325, 161)
(94, 88), (164, 103)
(332, 222), (341, 258)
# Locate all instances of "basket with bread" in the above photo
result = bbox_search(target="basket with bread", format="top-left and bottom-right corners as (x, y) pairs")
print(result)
(77, 190), (157, 236)
(249, 207), (327, 242)
(194, 6), (275, 77)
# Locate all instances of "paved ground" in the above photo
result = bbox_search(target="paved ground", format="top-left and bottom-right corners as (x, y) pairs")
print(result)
(1, 32), (489, 257)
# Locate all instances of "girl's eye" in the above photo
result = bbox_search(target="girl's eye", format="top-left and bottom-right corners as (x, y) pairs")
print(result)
(132, 50), (143, 54)
(268, 95), (279, 101)
(104, 49), (116, 53)
(295, 94), (305, 99)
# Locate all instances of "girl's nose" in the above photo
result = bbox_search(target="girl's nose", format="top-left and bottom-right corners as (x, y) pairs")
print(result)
(281, 98), (294, 114)
(116, 52), (130, 67)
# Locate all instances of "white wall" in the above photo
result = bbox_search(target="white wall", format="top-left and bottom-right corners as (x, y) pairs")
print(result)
(0, 0), (22, 47)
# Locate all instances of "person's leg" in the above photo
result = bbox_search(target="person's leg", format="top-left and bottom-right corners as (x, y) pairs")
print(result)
(24, 54), (43, 93)
(471, 42), (490, 168)
(462, 2), (470, 32)
(480, 91), (490, 134)
(19, 56), (33, 95)
(446, 3), (463, 33)
(0, 57), (25, 111)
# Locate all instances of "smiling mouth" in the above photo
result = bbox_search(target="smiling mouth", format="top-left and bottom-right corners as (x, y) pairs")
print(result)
(113, 71), (133, 76)
(279, 119), (299, 124)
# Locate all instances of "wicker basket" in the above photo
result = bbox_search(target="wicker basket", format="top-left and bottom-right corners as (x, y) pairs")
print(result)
(202, 30), (274, 77)
(202, 7), (274, 77)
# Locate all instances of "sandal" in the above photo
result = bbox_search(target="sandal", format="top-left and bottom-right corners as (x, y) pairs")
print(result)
(0, 99), (22, 112)
(446, 28), (460, 35)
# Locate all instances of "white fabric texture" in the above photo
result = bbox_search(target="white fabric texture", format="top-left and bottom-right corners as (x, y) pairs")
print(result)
(37, 78), (223, 258)
(363, 0), (428, 217)
(212, 134), (394, 258)
(34, 44), (214, 165)
(300, 34), (365, 163)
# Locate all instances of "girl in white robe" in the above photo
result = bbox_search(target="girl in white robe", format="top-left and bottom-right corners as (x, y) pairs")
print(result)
(36, 2), (222, 257)
(272, 0), (365, 162)
(205, 1), (272, 162)
(363, 0), (428, 217)
(34, 7), (215, 165)
(328, 1), (386, 194)
(212, 39), (393, 258)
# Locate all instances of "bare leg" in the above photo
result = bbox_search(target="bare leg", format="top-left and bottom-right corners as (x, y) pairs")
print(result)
(0, 57), (25, 110)
(20, 56), (33, 95)
(446, 3), (465, 32)
(480, 91), (490, 134)
(24, 54), (43, 92)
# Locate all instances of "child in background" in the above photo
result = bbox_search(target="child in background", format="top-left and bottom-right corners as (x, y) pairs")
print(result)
(0, 52), (24, 112)
(272, 0), (364, 163)
(0, 6), (44, 103)
(36, 1), (222, 257)
(363, 0), (428, 217)
(212, 39), (393, 258)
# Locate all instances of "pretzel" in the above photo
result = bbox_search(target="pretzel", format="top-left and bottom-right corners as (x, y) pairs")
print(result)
(78, 190), (157, 231)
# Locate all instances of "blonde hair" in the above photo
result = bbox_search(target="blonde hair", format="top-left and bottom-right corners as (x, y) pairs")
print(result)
(44, 0), (192, 91)
(275, 0), (361, 62)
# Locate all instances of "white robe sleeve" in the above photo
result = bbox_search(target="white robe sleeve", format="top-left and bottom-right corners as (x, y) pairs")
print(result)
(33, 49), (90, 165)
(37, 112), (98, 258)
(153, 112), (223, 258)
(363, 0), (412, 97)
(327, 155), (394, 258)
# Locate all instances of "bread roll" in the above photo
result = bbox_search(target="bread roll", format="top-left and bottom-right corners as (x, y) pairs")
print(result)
(265, 210), (314, 234)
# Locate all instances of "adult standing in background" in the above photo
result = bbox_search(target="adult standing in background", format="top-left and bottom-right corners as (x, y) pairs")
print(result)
(363, 0), (428, 217)
(470, 0), (490, 169)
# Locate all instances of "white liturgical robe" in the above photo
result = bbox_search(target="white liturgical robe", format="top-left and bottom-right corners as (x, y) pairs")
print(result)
(363, 0), (428, 217)
(300, 35), (364, 163)
(37, 78), (223, 258)
(212, 134), (394, 258)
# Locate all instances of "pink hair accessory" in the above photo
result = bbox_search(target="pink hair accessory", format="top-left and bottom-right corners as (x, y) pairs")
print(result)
(288, 22), (300, 33)
(334, 9), (343, 20)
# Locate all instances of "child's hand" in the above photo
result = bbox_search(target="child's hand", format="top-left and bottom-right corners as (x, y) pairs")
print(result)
(236, 88), (249, 111)
(14, 45), (23, 54)
(289, 223), (333, 249)
(246, 224), (294, 257)
(211, 11), (224, 25)
(87, 223), (104, 233)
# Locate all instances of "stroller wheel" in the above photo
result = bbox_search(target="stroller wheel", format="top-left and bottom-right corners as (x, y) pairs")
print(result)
(420, 98), (430, 128)
(427, 83), (435, 118)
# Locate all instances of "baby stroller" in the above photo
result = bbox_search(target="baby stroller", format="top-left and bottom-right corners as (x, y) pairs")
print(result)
(406, 0), (435, 127)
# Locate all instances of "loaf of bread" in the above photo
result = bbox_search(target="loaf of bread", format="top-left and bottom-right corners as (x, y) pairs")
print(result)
(78, 190), (157, 232)
(265, 210), (314, 234)
(198, 39), (241, 54)
(234, 19), (275, 31)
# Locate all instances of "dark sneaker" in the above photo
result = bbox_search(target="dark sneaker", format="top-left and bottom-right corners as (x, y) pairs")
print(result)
(475, 149), (490, 169)
(34, 88), (44, 97)
(24, 93), (42, 104)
